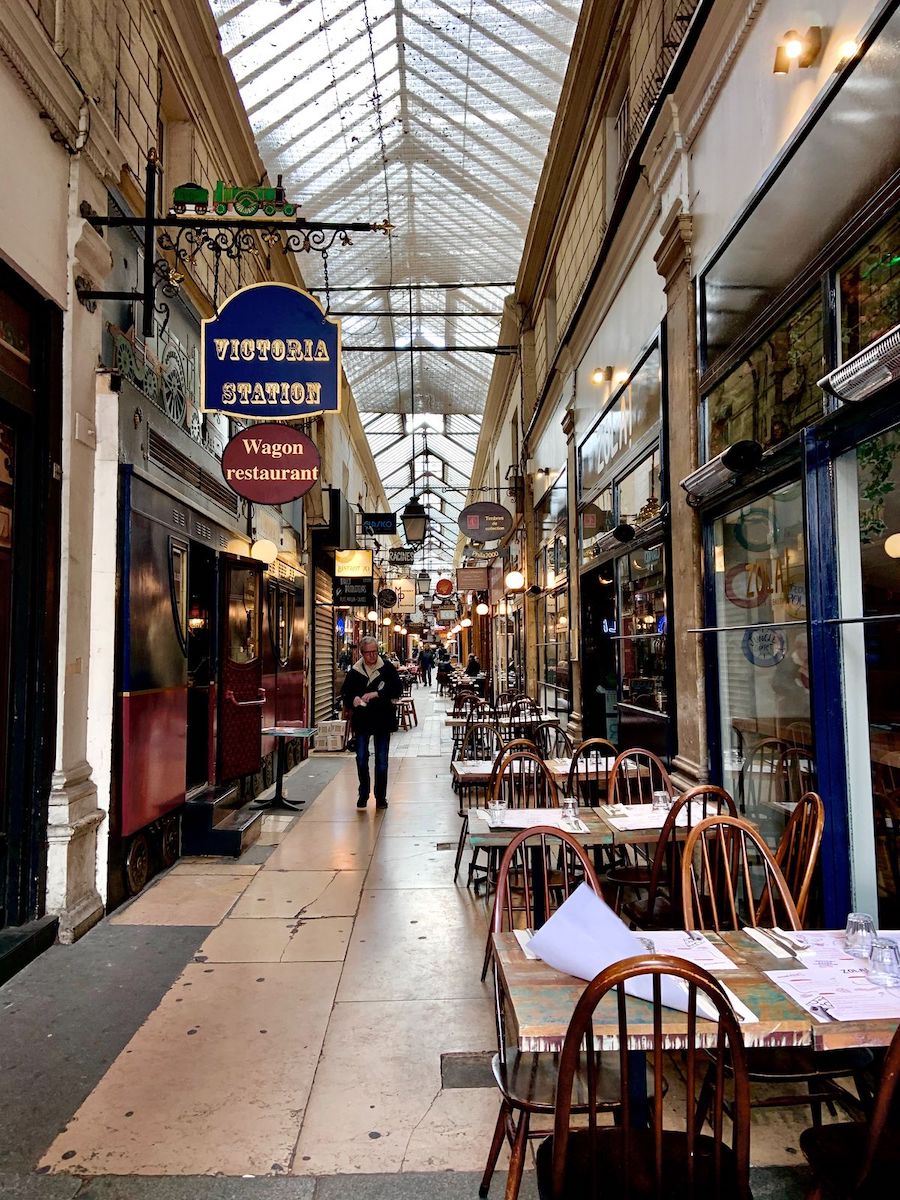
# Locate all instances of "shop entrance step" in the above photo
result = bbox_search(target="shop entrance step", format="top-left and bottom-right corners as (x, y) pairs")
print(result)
(181, 784), (263, 857)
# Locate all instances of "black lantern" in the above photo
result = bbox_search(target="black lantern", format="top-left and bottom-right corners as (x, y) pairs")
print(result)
(400, 495), (428, 544)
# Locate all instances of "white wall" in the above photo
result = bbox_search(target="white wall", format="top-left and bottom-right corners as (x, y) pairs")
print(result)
(0, 58), (69, 306)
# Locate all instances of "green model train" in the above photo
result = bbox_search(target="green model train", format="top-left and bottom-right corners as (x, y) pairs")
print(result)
(171, 175), (298, 217)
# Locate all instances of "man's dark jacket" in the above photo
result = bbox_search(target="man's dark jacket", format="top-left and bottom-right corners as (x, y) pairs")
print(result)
(340, 656), (403, 735)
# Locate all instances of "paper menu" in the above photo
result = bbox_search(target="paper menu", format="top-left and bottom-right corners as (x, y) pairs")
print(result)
(640, 930), (738, 973)
(526, 884), (757, 1024)
(600, 801), (713, 832)
(473, 809), (589, 833)
(767, 965), (900, 1023)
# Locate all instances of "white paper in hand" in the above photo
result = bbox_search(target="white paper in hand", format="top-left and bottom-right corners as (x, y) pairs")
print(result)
(527, 884), (756, 1023)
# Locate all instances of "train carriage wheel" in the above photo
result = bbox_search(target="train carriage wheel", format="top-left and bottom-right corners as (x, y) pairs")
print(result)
(160, 816), (180, 868)
(233, 190), (260, 216)
(262, 204), (276, 216)
(125, 833), (151, 895)
(214, 202), (228, 215)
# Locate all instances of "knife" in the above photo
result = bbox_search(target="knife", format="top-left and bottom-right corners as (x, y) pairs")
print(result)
(742, 927), (793, 958)
(762, 928), (810, 958)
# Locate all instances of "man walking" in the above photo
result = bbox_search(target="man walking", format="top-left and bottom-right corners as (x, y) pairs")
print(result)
(340, 636), (403, 809)
(419, 644), (434, 687)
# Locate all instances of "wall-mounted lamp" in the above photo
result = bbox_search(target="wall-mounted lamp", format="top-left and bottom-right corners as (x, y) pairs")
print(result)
(250, 538), (278, 565)
(475, 601), (490, 616)
(393, 623), (404, 634)
(884, 533), (900, 559)
(680, 439), (763, 506)
(460, 617), (473, 628)
(773, 26), (822, 73)
(382, 616), (392, 626)
(188, 606), (207, 631)
(504, 569), (526, 591)
(590, 365), (613, 385)
(366, 609), (379, 622)
(836, 39), (859, 67)
(612, 369), (630, 385)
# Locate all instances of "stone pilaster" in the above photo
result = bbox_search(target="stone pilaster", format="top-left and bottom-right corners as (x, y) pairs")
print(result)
(654, 199), (706, 787)
(561, 403), (583, 742)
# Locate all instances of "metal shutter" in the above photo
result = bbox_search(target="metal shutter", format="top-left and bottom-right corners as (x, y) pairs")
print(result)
(314, 568), (335, 723)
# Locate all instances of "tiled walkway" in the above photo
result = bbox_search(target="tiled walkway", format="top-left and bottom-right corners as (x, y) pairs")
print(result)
(0, 685), (812, 1197)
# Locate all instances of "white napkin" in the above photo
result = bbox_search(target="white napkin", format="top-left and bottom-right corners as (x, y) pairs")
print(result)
(528, 884), (757, 1024)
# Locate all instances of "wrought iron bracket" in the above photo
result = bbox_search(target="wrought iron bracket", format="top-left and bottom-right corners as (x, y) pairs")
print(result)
(76, 150), (393, 338)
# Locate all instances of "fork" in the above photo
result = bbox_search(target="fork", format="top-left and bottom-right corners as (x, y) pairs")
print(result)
(809, 994), (837, 1022)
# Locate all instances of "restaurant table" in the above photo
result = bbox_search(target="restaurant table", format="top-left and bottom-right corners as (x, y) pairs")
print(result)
(251, 725), (317, 811)
(452, 756), (614, 791)
(443, 715), (559, 730)
(492, 928), (900, 1052)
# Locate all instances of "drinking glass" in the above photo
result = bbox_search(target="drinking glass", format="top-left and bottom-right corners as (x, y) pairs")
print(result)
(487, 798), (507, 827)
(560, 797), (579, 825)
(651, 790), (670, 814)
(866, 938), (900, 986)
(844, 912), (877, 958)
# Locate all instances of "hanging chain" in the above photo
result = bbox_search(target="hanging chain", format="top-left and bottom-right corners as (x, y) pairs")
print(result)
(322, 251), (331, 311)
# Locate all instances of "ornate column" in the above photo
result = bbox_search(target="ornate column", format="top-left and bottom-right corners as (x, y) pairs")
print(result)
(562, 402), (583, 742)
(654, 198), (707, 786)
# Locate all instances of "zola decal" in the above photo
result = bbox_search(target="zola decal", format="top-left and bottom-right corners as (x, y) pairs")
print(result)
(221, 423), (321, 504)
(202, 282), (340, 419)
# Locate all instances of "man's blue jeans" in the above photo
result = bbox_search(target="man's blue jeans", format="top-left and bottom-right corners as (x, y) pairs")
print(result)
(355, 731), (391, 804)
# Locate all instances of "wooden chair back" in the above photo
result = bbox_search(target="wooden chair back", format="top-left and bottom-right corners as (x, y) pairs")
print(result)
(566, 738), (618, 806)
(637, 786), (737, 925)
(490, 750), (559, 810)
(545, 956), (750, 1200)
(856, 1020), (900, 1188)
(452, 690), (479, 717)
(681, 814), (801, 932)
(738, 736), (789, 813)
(490, 826), (600, 938)
(535, 721), (574, 759)
(459, 723), (505, 764)
(609, 747), (673, 806)
(771, 791), (824, 925)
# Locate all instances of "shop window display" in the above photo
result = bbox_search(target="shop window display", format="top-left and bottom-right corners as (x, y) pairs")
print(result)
(617, 546), (668, 715)
(838, 209), (900, 362)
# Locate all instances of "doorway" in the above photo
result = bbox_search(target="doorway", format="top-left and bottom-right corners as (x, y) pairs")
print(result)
(186, 543), (216, 792)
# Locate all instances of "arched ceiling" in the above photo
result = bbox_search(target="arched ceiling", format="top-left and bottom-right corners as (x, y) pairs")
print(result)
(210, 0), (581, 572)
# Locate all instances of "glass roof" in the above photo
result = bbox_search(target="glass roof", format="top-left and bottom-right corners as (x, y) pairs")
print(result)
(210, 0), (581, 570)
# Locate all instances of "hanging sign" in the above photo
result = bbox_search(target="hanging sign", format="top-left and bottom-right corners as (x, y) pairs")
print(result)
(458, 501), (513, 542)
(456, 566), (489, 590)
(389, 547), (416, 566)
(362, 512), (397, 534)
(333, 578), (373, 607)
(378, 587), (398, 608)
(220, 423), (320, 503)
(201, 283), (340, 420)
(435, 577), (455, 597)
(335, 549), (373, 577)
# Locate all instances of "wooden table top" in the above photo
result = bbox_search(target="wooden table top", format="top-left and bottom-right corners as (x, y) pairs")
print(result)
(467, 809), (613, 849)
(719, 931), (900, 1051)
(443, 715), (559, 729)
(452, 756), (605, 787)
(494, 929), (900, 1055)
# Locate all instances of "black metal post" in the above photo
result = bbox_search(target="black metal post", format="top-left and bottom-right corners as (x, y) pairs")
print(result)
(142, 150), (158, 339)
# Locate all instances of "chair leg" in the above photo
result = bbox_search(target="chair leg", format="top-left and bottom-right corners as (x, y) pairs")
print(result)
(479, 1099), (510, 1198)
(503, 1109), (530, 1200)
(454, 815), (469, 882)
(481, 926), (492, 982)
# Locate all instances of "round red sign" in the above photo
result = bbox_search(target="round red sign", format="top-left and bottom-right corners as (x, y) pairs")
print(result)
(221, 423), (320, 503)
(434, 577), (455, 597)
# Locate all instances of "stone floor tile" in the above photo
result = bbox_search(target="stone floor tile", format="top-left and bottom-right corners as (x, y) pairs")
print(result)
(338, 916), (490, 1002)
(229, 870), (366, 919)
(195, 917), (351, 964)
(109, 874), (252, 926)
(39, 961), (341, 1176)
(168, 861), (261, 876)
(264, 823), (381, 872)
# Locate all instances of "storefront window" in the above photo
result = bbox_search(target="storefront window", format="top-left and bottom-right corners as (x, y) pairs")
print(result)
(579, 348), (661, 497)
(706, 292), (825, 457)
(580, 486), (614, 561)
(712, 482), (811, 852)
(228, 566), (260, 664)
(537, 589), (570, 718)
(837, 426), (900, 924)
(617, 546), (668, 715)
(618, 449), (662, 527)
(838, 210), (900, 362)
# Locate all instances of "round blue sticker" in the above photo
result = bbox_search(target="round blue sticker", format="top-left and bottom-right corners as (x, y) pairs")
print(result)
(741, 626), (786, 667)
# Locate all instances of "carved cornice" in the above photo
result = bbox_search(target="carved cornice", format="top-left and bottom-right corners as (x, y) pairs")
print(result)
(655, 199), (694, 289)
(683, 1), (766, 148)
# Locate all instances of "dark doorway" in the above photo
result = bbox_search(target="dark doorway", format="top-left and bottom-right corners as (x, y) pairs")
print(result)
(579, 568), (618, 741)
(186, 543), (217, 792)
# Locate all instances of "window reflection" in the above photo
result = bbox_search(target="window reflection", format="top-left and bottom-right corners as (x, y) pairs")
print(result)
(617, 546), (667, 715)
(229, 567), (259, 664)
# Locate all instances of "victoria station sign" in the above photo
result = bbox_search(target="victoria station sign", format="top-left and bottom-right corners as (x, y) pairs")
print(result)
(202, 282), (341, 419)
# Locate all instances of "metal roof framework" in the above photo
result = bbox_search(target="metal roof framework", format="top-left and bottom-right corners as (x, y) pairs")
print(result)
(210, 0), (580, 570)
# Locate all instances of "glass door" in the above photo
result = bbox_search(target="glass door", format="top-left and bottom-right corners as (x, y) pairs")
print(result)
(711, 481), (813, 852)
(0, 418), (14, 925)
(835, 425), (900, 924)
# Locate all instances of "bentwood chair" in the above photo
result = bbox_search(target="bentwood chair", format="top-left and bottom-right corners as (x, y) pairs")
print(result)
(605, 785), (736, 924)
(608, 747), (673, 808)
(565, 738), (618, 806)
(492, 749), (559, 811)
(534, 721), (574, 759)
(534, 956), (751, 1200)
(454, 726), (507, 883)
(800, 1019), (900, 1199)
(480, 828), (618, 1200)
(682, 814), (873, 1125)
(770, 790), (825, 925)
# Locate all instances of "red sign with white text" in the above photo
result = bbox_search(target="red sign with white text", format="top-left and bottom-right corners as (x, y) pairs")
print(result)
(221, 423), (320, 503)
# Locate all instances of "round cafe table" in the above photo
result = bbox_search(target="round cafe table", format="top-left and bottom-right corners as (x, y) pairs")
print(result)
(250, 725), (317, 811)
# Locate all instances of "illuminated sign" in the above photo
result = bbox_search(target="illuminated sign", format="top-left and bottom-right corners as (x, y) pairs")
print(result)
(362, 512), (397, 534)
(220, 423), (320, 503)
(201, 283), (340, 419)
(335, 548), (373, 577)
